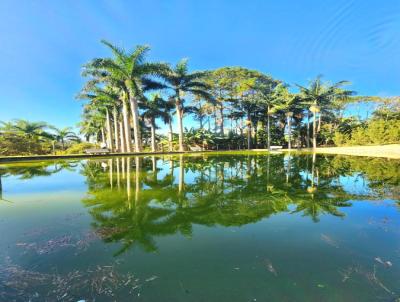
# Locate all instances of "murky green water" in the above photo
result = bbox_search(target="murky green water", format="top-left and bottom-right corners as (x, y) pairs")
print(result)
(0, 153), (399, 302)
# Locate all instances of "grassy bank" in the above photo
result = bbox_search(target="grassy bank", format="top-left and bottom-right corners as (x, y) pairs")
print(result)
(1, 145), (399, 164)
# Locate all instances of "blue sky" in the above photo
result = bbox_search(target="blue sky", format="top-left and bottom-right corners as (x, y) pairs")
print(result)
(0, 0), (399, 130)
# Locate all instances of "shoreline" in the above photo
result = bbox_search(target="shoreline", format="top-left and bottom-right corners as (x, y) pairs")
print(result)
(289, 144), (400, 159)
(0, 144), (399, 163)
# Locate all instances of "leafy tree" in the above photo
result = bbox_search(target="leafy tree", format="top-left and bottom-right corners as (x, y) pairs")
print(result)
(162, 59), (211, 151)
(297, 75), (354, 149)
(49, 126), (80, 150)
(82, 40), (168, 152)
(141, 94), (169, 152)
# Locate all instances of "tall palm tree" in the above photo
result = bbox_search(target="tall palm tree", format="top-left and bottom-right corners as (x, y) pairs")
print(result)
(82, 40), (168, 153)
(160, 97), (175, 152)
(49, 126), (79, 150)
(162, 59), (210, 151)
(297, 75), (354, 149)
(237, 72), (279, 150)
(141, 94), (169, 152)
(78, 108), (105, 143)
(78, 85), (121, 151)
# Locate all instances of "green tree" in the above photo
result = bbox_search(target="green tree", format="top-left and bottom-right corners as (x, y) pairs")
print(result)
(162, 59), (211, 151)
(49, 126), (80, 150)
(297, 75), (354, 149)
(82, 40), (168, 152)
(141, 94), (170, 152)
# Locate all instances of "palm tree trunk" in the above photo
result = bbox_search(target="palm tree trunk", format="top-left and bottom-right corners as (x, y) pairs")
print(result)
(105, 108), (113, 151)
(219, 106), (224, 136)
(287, 115), (292, 150)
(306, 111), (310, 149)
(150, 120), (156, 152)
(119, 121), (126, 153)
(168, 120), (173, 152)
(129, 95), (142, 152)
(176, 99), (184, 152)
(122, 100), (132, 152)
(313, 112), (317, 149)
(267, 107), (271, 150)
(317, 113), (321, 132)
(113, 107), (119, 152)
(214, 108), (218, 133)
(101, 127), (106, 146)
(247, 113), (252, 150)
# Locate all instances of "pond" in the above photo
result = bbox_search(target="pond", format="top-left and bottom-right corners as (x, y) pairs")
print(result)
(0, 153), (399, 302)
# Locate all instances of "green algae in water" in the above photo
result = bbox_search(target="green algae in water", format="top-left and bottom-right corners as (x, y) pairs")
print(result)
(0, 154), (399, 301)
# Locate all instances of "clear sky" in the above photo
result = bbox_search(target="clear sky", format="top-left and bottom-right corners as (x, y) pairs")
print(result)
(0, 0), (399, 129)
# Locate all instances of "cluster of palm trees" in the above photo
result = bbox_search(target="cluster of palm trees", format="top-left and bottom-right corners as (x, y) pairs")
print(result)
(79, 40), (356, 153)
(0, 119), (79, 154)
(79, 41), (208, 153)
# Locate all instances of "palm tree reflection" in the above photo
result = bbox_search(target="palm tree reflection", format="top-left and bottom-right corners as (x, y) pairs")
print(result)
(80, 154), (382, 254)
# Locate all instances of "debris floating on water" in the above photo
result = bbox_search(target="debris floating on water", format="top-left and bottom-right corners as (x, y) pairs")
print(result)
(374, 257), (393, 268)
(0, 258), (141, 301)
(320, 234), (339, 248)
(145, 275), (158, 282)
(263, 259), (278, 276)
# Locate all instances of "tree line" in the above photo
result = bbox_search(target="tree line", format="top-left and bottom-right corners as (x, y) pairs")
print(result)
(1, 40), (398, 156)
(78, 40), (399, 153)
(0, 119), (81, 155)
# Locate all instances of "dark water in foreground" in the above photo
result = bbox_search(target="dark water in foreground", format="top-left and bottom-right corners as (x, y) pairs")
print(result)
(0, 153), (399, 302)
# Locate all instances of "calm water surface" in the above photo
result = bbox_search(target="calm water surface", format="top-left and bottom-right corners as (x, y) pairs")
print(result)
(0, 153), (399, 302)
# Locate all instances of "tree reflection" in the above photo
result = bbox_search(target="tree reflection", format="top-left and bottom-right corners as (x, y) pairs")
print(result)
(80, 153), (388, 255)
(1, 154), (396, 253)
(0, 160), (79, 202)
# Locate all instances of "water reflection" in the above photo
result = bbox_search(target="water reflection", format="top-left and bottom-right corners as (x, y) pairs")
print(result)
(1, 154), (398, 253)
(77, 154), (399, 254)
(0, 160), (79, 201)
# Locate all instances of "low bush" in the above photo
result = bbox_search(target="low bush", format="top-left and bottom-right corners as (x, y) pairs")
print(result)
(62, 142), (97, 154)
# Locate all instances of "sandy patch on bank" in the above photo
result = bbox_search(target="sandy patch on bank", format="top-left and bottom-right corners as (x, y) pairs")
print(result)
(297, 144), (400, 159)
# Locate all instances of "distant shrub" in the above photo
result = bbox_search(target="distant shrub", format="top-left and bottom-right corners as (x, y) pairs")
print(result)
(62, 142), (96, 154)
(0, 133), (51, 156)
(332, 132), (349, 146)
(333, 119), (400, 146)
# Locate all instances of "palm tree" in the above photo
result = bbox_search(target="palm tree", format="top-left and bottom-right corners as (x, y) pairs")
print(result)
(162, 59), (210, 151)
(49, 126), (79, 150)
(141, 94), (169, 152)
(78, 85), (121, 151)
(9, 119), (48, 139)
(7, 120), (50, 153)
(297, 75), (353, 149)
(160, 97), (175, 152)
(82, 40), (168, 153)
(78, 108), (105, 143)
